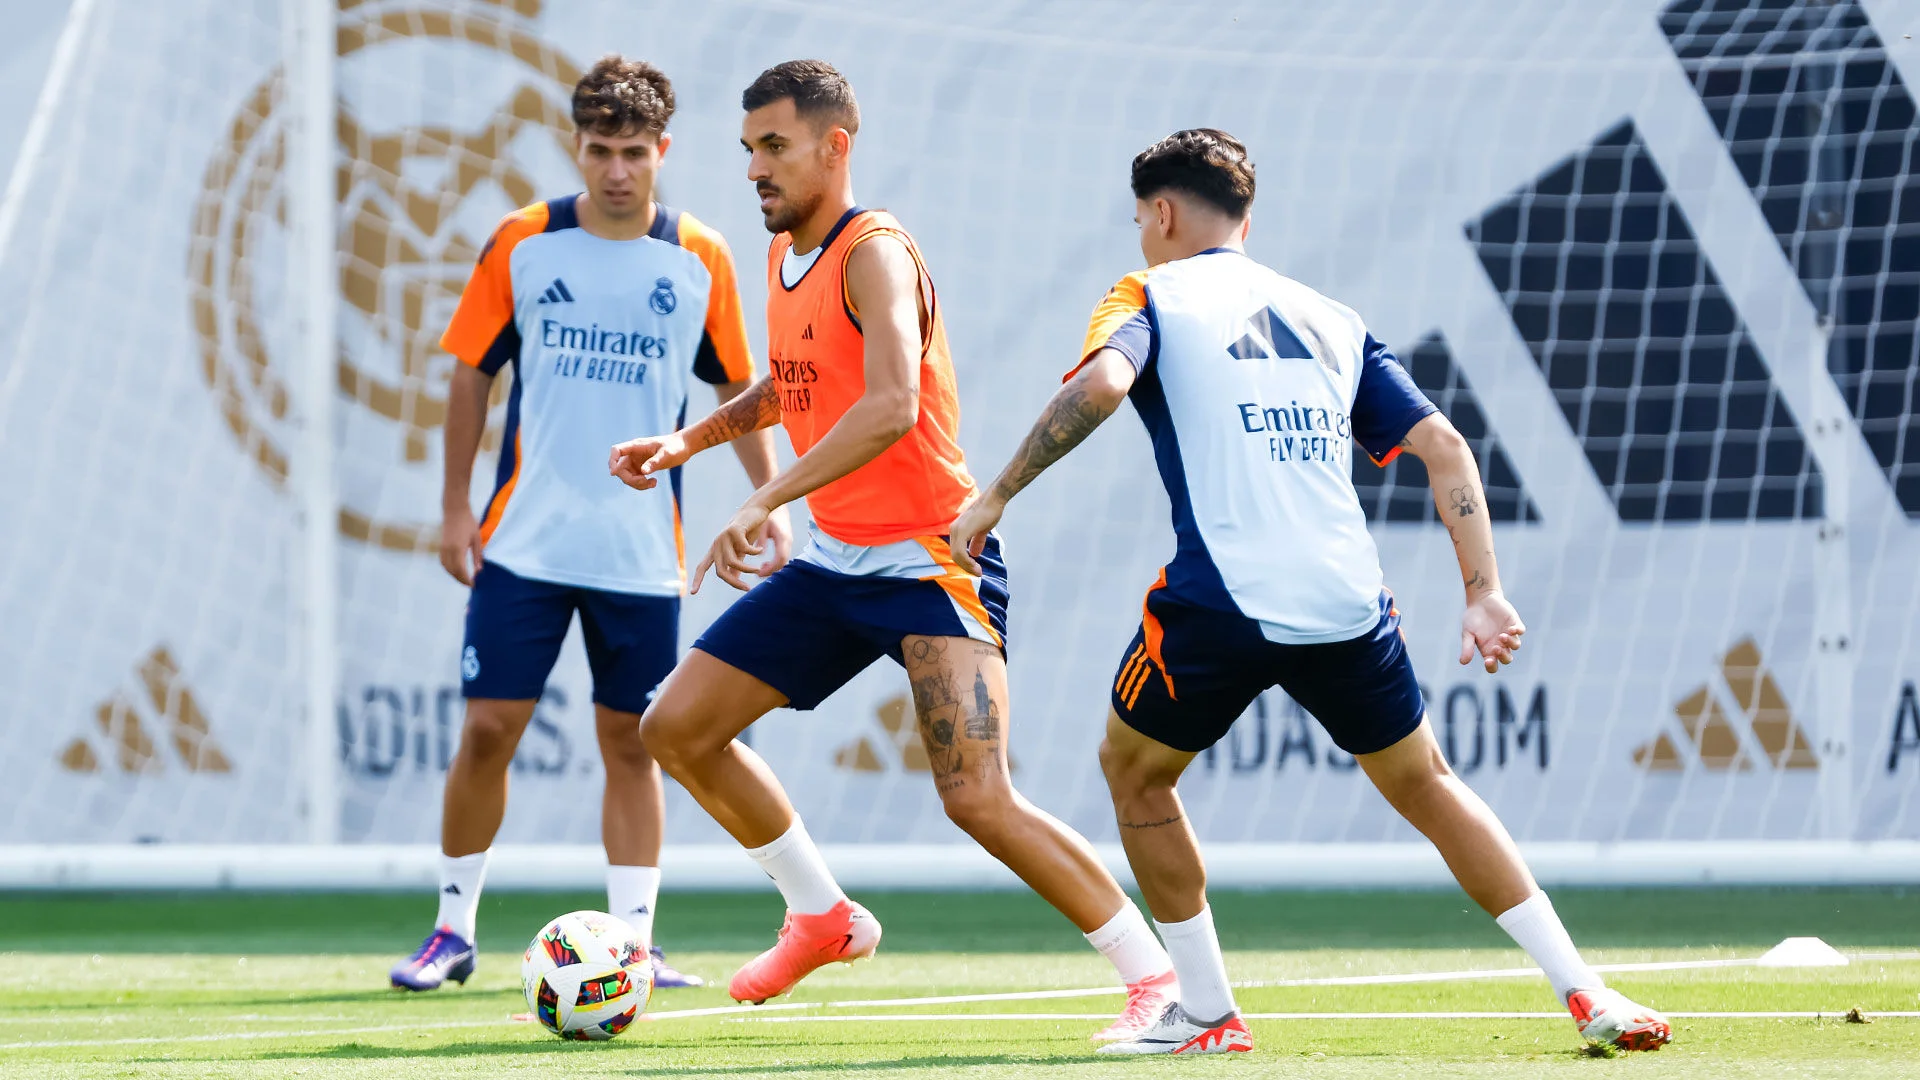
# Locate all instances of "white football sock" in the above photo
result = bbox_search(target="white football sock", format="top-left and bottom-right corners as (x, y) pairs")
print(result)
(1495, 891), (1604, 1004)
(1085, 900), (1174, 986)
(607, 865), (662, 950)
(744, 819), (846, 915)
(1155, 905), (1237, 1022)
(434, 850), (489, 943)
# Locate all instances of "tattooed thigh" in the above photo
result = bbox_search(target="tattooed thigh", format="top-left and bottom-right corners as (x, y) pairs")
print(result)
(901, 635), (1010, 795)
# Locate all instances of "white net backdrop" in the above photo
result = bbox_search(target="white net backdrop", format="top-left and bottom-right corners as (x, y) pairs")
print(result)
(0, 0), (1915, 867)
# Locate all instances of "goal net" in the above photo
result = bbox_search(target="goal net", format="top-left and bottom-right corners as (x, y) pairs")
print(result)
(0, 0), (1915, 882)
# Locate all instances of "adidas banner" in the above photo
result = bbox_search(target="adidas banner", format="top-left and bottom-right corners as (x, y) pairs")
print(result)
(0, 0), (1915, 847)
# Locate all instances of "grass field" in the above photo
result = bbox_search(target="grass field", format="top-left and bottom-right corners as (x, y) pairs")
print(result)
(0, 886), (1914, 1078)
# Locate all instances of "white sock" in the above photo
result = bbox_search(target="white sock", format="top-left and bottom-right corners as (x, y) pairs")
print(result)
(1085, 900), (1174, 986)
(434, 851), (489, 943)
(607, 865), (662, 950)
(744, 819), (846, 915)
(1495, 891), (1604, 1004)
(1155, 905), (1237, 1022)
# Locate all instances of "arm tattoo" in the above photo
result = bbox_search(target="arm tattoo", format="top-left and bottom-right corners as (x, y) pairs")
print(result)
(988, 380), (1120, 503)
(1447, 484), (1478, 517)
(1119, 814), (1184, 830)
(693, 377), (780, 450)
(1464, 570), (1489, 594)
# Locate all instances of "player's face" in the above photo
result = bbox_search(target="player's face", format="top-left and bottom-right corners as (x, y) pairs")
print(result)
(575, 129), (669, 221)
(742, 100), (840, 234)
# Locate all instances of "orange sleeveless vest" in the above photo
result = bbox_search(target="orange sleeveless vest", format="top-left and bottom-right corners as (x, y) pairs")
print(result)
(764, 207), (976, 546)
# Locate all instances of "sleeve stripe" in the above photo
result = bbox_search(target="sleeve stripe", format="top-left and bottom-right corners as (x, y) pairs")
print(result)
(1066, 271), (1151, 382)
(677, 213), (754, 383)
(439, 202), (550, 371)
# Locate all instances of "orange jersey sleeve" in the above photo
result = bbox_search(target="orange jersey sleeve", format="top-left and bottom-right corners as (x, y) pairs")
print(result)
(440, 203), (550, 373)
(1069, 270), (1153, 381)
(677, 212), (755, 384)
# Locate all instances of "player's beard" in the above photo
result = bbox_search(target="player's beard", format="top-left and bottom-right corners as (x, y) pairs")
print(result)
(760, 181), (822, 236)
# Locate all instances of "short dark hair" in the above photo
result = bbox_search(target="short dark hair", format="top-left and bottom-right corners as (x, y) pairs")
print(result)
(741, 59), (860, 134)
(572, 55), (675, 137)
(1130, 129), (1256, 219)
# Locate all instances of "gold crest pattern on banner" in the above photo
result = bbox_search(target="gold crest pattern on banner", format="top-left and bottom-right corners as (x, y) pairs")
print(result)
(190, 0), (579, 552)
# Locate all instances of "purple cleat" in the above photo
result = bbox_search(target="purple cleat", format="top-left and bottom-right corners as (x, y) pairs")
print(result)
(649, 944), (704, 989)
(389, 928), (475, 991)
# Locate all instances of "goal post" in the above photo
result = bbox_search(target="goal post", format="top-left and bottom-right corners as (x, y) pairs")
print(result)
(0, 0), (1916, 889)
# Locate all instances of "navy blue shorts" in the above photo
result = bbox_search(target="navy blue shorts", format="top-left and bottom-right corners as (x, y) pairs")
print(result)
(461, 562), (679, 715)
(1112, 588), (1424, 756)
(692, 535), (1009, 711)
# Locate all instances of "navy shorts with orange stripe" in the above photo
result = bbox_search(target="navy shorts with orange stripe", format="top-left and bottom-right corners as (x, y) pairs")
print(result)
(1112, 588), (1424, 756)
(693, 534), (1009, 711)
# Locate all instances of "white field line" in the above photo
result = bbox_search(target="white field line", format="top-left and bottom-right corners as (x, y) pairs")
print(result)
(0, 1018), (504, 1052)
(731, 1010), (1920, 1024)
(5, 951), (1914, 1052)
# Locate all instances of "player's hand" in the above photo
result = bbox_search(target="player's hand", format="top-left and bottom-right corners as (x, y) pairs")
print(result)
(439, 503), (484, 587)
(760, 504), (794, 578)
(947, 494), (1004, 577)
(693, 501), (773, 594)
(1459, 590), (1524, 674)
(609, 432), (690, 491)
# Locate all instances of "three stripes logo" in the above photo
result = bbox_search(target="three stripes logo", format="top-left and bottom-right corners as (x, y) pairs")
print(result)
(833, 694), (1018, 774)
(1226, 304), (1338, 374)
(537, 278), (574, 304)
(1115, 643), (1172, 711)
(800, 324), (815, 341)
(1632, 638), (1818, 772)
(59, 646), (232, 775)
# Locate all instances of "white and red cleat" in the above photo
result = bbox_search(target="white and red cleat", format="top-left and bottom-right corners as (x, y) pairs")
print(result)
(1569, 988), (1672, 1051)
(1091, 969), (1180, 1043)
(1097, 1001), (1254, 1055)
(727, 899), (881, 1004)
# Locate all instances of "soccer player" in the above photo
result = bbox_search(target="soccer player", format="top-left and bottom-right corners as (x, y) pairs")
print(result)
(949, 129), (1674, 1055)
(389, 57), (788, 992)
(608, 61), (1178, 1040)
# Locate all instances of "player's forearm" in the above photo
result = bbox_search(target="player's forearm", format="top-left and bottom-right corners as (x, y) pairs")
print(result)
(1421, 430), (1502, 599)
(748, 390), (917, 512)
(985, 368), (1127, 507)
(442, 363), (492, 513)
(683, 376), (781, 454)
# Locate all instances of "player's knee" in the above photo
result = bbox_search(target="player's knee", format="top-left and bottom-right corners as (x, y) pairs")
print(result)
(938, 783), (1016, 841)
(1098, 735), (1176, 801)
(637, 700), (713, 775)
(596, 712), (652, 773)
(458, 705), (528, 765)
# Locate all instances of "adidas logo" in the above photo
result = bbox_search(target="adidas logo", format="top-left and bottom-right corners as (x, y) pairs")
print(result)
(442, 884), (461, 895)
(800, 323), (814, 340)
(537, 278), (574, 304)
(1226, 304), (1338, 374)
(833, 694), (1017, 774)
(1633, 638), (1817, 772)
(59, 646), (232, 775)
(630, 905), (649, 916)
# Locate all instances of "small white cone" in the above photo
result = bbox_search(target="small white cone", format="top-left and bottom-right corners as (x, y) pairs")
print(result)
(1756, 936), (1849, 968)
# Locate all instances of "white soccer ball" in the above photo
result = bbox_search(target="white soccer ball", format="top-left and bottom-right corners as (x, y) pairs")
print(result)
(521, 910), (653, 1040)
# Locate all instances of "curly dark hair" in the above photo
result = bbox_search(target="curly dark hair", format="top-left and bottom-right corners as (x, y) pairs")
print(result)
(572, 55), (675, 137)
(1130, 129), (1256, 218)
(741, 59), (860, 134)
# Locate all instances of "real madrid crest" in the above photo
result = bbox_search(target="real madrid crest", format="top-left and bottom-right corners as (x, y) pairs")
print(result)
(190, 0), (582, 553)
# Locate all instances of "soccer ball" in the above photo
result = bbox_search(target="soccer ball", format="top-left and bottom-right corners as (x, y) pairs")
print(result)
(521, 910), (652, 1040)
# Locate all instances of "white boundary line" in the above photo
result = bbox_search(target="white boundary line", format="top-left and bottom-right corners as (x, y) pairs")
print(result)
(731, 1011), (1920, 1024)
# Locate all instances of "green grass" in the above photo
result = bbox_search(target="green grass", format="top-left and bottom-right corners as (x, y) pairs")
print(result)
(0, 887), (1914, 1078)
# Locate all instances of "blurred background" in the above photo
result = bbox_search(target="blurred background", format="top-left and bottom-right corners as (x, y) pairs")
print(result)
(0, 0), (1915, 890)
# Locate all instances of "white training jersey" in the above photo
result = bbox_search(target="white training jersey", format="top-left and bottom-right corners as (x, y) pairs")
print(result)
(440, 197), (753, 595)
(1075, 248), (1436, 643)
